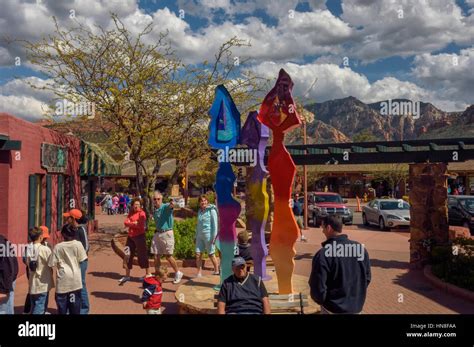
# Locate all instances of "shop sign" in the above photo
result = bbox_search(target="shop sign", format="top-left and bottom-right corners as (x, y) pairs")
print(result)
(41, 143), (68, 173)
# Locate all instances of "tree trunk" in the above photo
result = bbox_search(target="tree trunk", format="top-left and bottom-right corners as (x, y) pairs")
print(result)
(135, 160), (145, 198)
(166, 167), (181, 196)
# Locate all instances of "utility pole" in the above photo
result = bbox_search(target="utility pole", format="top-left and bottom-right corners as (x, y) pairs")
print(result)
(303, 120), (308, 229)
(301, 77), (318, 230)
(184, 166), (189, 205)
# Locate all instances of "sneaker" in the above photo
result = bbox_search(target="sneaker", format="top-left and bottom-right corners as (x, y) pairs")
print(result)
(212, 271), (220, 276)
(173, 271), (184, 284)
(118, 276), (130, 285)
(196, 272), (202, 278)
(300, 236), (308, 242)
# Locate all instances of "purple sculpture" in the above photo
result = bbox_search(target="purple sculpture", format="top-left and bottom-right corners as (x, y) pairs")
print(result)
(241, 111), (271, 280)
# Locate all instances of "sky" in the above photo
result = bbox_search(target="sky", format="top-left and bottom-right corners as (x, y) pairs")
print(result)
(0, 0), (473, 121)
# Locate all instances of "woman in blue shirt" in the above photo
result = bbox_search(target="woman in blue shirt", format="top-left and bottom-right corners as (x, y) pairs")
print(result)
(195, 195), (219, 277)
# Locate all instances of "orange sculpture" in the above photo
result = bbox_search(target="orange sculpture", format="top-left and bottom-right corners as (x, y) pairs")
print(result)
(257, 69), (302, 294)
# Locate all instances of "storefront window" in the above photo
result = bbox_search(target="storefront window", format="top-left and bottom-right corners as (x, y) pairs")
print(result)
(28, 174), (43, 230)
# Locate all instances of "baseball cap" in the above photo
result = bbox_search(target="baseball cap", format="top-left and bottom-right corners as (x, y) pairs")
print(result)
(63, 209), (82, 220)
(39, 226), (50, 239)
(232, 257), (246, 268)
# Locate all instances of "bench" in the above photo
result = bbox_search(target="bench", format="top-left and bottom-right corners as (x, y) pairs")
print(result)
(213, 293), (308, 314)
(268, 293), (308, 314)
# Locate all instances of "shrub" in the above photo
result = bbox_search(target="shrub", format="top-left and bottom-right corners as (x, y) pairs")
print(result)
(145, 217), (197, 260)
(173, 217), (197, 259)
(431, 237), (474, 291)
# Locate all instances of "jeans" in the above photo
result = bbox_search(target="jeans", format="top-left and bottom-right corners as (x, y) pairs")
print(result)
(30, 292), (49, 315)
(80, 260), (89, 314)
(55, 290), (82, 315)
(0, 280), (16, 314)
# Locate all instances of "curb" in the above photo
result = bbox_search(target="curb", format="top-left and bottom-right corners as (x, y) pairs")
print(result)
(423, 265), (474, 303)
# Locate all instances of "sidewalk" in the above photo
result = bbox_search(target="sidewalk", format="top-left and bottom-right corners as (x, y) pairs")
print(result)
(296, 227), (474, 314)
(12, 213), (474, 314)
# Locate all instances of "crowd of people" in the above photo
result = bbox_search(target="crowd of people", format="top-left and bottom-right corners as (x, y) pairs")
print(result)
(0, 189), (372, 315)
(97, 192), (132, 215)
(0, 209), (90, 315)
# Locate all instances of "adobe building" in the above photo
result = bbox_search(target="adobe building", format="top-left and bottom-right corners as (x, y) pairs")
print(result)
(0, 113), (119, 257)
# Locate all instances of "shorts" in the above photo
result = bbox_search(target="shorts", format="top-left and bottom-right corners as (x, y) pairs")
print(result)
(195, 233), (216, 255)
(295, 215), (304, 229)
(150, 230), (175, 255)
(125, 234), (150, 269)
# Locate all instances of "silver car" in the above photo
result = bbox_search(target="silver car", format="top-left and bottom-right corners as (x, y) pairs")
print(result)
(362, 199), (410, 231)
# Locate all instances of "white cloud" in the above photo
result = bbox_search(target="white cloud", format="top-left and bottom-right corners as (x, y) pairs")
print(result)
(0, 77), (56, 121)
(341, 0), (474, 61)
(146, 8), (353, 64)
(250, 60), (467, 111)
(0, 95), (47, 121)
(412, 47), (474, 108)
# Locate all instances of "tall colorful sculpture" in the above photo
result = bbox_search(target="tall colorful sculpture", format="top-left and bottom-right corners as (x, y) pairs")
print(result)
(257, 69), (302, 294)
(241, 111), (271, 280)
(208, 85), (242, 286)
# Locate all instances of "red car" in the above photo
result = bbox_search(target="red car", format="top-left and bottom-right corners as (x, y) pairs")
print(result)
(308, 192), (353, 227)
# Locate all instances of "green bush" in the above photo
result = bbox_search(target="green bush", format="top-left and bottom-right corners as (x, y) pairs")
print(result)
(431, 237), (474, 291)
(188, 197), (198, 211)
(145, 217), (197, 260)
(173, 217), (197, 259)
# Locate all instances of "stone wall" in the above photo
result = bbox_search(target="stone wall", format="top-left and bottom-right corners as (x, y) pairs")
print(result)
(409, 163), (449, 268)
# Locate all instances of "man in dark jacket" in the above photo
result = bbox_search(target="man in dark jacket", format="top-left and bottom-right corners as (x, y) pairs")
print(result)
(309, 215), (371, 314)
(0, 234), (19, 314)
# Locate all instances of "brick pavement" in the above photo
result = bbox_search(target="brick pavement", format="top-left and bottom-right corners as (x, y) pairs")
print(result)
(11, 213), (474, 314)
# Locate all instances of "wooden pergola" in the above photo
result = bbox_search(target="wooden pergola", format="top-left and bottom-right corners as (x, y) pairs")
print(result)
(281, 138), (474, 165)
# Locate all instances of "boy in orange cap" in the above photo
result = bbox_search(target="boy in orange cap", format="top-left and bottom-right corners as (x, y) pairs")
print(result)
(39, 226), (51, 249)
(63, 209), (89, 314)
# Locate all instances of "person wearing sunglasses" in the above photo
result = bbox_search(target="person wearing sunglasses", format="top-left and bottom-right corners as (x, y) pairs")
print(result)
(150, 191), (183, 284)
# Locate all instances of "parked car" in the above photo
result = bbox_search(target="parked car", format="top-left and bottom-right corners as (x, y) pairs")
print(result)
(308, 192), (353, 227)
(448, 195), (474, 235)
(362, 198), (410, 231)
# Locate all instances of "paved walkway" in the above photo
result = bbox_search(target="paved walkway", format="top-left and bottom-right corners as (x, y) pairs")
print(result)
(12, 213), (474, 314)
(296, 225), (474, 314)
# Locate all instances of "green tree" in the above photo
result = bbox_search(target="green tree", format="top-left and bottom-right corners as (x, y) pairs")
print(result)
(22, 15), (266, 214)
(373, 164), (409, 197)
(353, 130), (379, 142)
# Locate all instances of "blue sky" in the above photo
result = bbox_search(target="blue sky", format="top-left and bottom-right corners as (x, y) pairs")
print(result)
(0, 0), (473, 120)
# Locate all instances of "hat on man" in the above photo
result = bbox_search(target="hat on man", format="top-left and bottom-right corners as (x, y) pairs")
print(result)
(232, 257), (246, 268)
(63, 209), (82, 220)
(39, 226), (50, 239)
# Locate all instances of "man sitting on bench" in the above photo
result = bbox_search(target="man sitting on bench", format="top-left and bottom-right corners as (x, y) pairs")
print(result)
(217, 257), (270, 314)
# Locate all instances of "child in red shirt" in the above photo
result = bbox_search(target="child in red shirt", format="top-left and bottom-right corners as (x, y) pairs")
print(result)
(141, 267), (168, 314)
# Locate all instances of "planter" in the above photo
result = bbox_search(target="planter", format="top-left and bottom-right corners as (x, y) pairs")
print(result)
(423, 265), (474, 303)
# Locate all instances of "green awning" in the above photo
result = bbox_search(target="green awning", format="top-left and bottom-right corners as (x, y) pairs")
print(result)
(80, 141), (121, 176)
